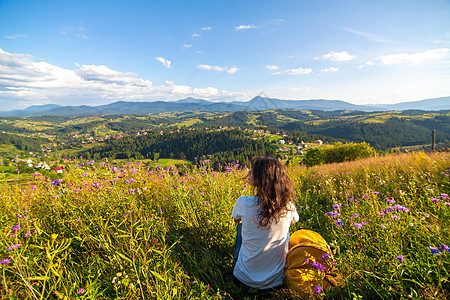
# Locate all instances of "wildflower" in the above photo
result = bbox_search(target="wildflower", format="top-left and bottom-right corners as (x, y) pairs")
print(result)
(379, 225), (386, 230)
(313, 285), (323, 294)
(353, 222), (364, 229)
(309, 260), (326, 272)
(334, 219), (344, 227)
(332, 203), (341, 210)
(326, 211), (340, 218)
(391, 215), (400, 220)
(441, 244), (449, 252)
(6, 244), (21, 251)
(396, 255), (404, 263)
(11, 224), (21, 232)
(0, 259), (11, 265)
(322, 253), (332, 260)
(395, 205), (409, 212)
(427, 246), (441, 255)
(444, 202), (450, 206)
(77, 288), (85, 294)
(431, 198), (439, 203)
(24, 231), (30, 238)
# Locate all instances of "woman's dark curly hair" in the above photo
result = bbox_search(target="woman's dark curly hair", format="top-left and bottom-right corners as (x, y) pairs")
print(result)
(249, 156), (295, 227)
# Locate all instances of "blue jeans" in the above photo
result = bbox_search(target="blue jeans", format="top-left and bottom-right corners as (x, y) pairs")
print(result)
(232, 222), (242, 270)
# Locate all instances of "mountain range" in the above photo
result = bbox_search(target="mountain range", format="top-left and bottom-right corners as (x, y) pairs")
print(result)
(1, 96), (449, 117)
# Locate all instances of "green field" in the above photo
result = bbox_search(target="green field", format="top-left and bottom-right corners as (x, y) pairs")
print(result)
(0, 152), (448, 299)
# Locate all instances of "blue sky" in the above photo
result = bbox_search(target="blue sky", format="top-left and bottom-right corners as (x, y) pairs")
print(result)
(1, 0), (449, 111)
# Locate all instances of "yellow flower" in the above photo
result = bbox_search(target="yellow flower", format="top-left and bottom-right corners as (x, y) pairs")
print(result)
(51, 233), (58, 240)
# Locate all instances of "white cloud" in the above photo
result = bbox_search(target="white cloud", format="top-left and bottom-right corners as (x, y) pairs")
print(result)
(358, 61), (375, 68)
(316, 51), (356, 61)
(235, 24), (259, 31)
(201, 27), (212, 31)
(318, 67), (339, 74)
(0, 48), (251, 110)
(192, 33), (201, 38)
(182, 44), (192, 49)
(271, 67), (312, 75)
(196, 64), (238, 74)
(193, 87), (219, 97)
(265, 65), (279, 70)
(76, 65), (151, 86)
(154, 57), (172, 68)
(377, 48), (450, 65)
(4, 34), (27, 39)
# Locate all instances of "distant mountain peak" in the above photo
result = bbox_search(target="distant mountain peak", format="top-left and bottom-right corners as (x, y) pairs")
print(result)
(257, 91), (269, 98)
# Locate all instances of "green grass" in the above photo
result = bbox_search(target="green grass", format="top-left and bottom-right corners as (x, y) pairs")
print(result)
(0, 152), (449, 299)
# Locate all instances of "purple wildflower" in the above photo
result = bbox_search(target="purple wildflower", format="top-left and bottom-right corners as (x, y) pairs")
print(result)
(24, 231), (30, 238)
(6, 244), (21, 251)
(11, 224), (21, 232)
(0, 259), (11, 265)
(353, 222), (364, 228)
(326, 211), (340, 218)
(396, 255), (404, 263)
(441, 244), (449, 252)
(431, 198), (439, 203)
(313, 285), (323, 294)
(427, 246), (441, 255)
(395, 205), (409, 212)
(322, 253), (332, 260)
(332, 203), (341, 210)
(309, 260), (326, 272)
(77, 288), (85, 294)
(334, 219), (344, 227)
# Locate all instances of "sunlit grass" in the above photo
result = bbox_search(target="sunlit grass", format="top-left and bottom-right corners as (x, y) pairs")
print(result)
(0, 151), (448, 299)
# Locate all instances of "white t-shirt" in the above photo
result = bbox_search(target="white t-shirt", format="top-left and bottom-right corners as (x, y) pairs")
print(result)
(232, 195), (299, 289)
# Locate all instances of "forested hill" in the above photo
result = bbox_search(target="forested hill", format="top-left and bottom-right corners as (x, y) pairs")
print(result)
(0, 132), (47, 152)
(83, 129), (277, 164)
(282, 114), (450, 150)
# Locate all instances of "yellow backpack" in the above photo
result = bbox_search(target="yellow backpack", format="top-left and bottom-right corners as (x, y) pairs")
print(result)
(285, 229), (345, 298)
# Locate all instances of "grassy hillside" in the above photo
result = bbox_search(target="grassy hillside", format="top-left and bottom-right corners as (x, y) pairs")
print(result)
(0, 151), (449, 299)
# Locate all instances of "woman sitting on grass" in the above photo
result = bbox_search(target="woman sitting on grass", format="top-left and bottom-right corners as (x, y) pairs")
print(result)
(232, 156), (299, 289)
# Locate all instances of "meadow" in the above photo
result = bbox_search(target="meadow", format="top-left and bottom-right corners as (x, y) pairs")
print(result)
(0, 151), (449, 299)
